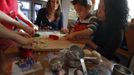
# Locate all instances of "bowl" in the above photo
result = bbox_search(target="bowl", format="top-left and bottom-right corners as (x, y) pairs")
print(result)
(49, 57), (64, 71)
(112, 64), (133, 75)
(65, 45), (84, 67)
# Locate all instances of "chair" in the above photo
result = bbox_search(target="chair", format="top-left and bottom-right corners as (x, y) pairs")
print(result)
(116, 25), (134, 66)
(129, 54), (134, 73)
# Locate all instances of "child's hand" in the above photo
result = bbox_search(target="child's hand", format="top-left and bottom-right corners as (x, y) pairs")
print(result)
(65, 33), (76, 40)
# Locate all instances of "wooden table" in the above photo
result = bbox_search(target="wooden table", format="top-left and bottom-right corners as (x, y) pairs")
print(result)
(21, 51), (114, 75)
(23, 31), (85, 51)
(11, 31), (114, 75)
(10, 50), (114, 75)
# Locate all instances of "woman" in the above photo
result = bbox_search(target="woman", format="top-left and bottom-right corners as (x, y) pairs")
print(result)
(35, 0), (63, 31)
(87, 0), (129, 60)
(75, 0), (129, 74)
(66, 0), (98, 42)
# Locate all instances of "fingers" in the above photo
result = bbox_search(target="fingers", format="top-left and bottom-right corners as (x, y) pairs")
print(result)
(61, 28), (69, 34)
(17, 32), (32, 38)
(23, 26), (36, 36)
(33, 25), (39, 32)
(22, 33), (31, 38)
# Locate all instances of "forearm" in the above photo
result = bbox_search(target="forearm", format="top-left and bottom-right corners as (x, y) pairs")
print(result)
(0, 23), (23, 40)
(0, 11), (26, 29)
(74, 29), (94, 36)
(17, 10), (33, 27)
(0, 23), (33, 45)
(87, 40), (98, 50)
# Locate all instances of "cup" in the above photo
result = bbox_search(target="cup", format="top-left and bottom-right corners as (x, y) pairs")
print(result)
(112, 64), (133, 75)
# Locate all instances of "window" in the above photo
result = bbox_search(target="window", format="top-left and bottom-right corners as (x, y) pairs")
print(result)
(18, 1), (31, 19)
(21, 1), (30, 9)
(128, 0), (134, 19)
(34, 3), (43, 21)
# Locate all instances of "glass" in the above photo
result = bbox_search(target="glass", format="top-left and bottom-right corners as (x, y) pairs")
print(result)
(112, 64), (133, 75)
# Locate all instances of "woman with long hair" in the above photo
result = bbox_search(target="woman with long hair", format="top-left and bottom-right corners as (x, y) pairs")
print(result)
(75, 0), (129, 74)
(87, 0), (129, 60)
(35, 0), (64, 31)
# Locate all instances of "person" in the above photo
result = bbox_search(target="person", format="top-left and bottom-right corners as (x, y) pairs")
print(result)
(66, 0), (98, 42)
(0, 0), (36, 74)
(74, 0), (129, 74)
(35, 0), (65, 31)
(0, 0), (37, 36)
(0, 23), (34, 75)
(86, 0), (129, 60)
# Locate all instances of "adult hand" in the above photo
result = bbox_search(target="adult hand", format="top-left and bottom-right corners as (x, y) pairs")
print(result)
(33, 24), (39, 32)
(15, 37), (34, 45)
(17, 32), (31, 38)
(22, 26), (35, 36)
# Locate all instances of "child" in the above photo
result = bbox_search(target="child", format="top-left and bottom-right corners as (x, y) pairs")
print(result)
(66, 0), (98, 43)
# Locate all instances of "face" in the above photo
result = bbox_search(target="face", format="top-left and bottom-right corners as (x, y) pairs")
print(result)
(50, 0), (59, 10)
(97, 0), (105, 21)
(74, 4), (90, 19)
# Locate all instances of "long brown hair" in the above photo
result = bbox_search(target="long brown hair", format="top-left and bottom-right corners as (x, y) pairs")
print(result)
(46, 0), (61, 20)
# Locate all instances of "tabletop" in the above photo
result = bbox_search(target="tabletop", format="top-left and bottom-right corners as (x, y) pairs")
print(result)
(11, 31), (114, 75)
(22, 31), (85, 51)
(11, 51), (114, 75)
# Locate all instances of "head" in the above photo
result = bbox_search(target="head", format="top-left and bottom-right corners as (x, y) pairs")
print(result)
(99, 0), (129, 30)
(71, 0), (92, 19)
(46, 0), (60, 11)
(46, 0), (61, 18)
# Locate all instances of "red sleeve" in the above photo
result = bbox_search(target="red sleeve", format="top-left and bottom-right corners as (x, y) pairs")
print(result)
(8, 0), (18, 18)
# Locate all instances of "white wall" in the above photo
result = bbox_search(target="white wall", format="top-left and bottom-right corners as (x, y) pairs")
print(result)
(61, 0), (71, 29)
(128, 0), (134, 19)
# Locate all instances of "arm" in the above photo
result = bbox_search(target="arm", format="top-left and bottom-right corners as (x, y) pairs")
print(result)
(0, 11), (23, 28)
(0, 11), (35, 35)
(87, 30), (124, 59)
(72, 16), (97, 37)
(73, 28), (94, 36)
(66, 28), (94, 40)
(0, 23), (33, 45)
(17, 8), (38, 31)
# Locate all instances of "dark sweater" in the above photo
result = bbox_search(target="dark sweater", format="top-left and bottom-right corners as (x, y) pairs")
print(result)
(35, 8), (63, 30)
(93, 21), (124, 60)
